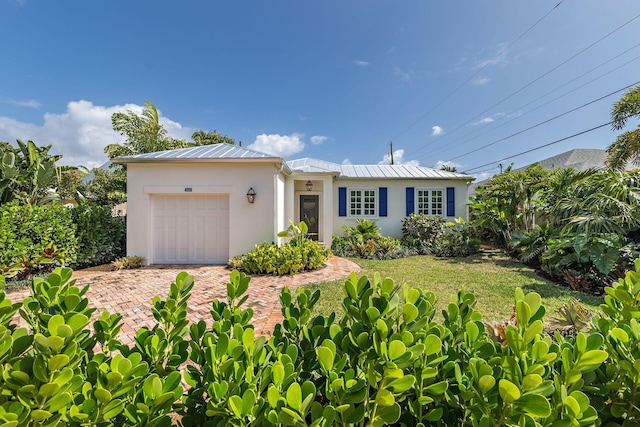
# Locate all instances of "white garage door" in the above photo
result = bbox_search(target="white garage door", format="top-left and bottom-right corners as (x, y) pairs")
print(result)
(152, 195), (229, 264)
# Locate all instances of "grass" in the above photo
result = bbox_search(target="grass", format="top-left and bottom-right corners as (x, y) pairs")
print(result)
(305, 249), (603, 323)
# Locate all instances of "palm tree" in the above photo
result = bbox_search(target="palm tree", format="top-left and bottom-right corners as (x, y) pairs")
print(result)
(104, 100), (190, 159)
(606, 85), (640, 170)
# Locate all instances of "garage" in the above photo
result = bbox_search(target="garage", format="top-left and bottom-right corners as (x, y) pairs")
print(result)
(151, 195), (229, 264)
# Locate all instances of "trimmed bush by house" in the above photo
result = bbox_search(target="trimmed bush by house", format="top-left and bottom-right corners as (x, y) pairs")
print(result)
(229, 239), (331, 276)
(229, 221), (331, 276)
(1, 260), (640, 425)
(331, 219), (409, 260)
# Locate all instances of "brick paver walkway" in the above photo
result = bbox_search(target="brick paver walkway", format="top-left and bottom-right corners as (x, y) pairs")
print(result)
(8, 256), (360, 345)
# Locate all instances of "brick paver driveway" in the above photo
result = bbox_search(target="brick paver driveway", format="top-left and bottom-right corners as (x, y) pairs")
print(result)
(9, 257), (360, 345)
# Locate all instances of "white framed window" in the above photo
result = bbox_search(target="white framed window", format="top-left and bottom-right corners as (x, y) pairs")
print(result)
(416, 189), (444, 216)
(349, 188), (377, 217)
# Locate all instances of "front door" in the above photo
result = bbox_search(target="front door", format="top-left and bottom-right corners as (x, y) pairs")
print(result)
(300, 195), (319, 241)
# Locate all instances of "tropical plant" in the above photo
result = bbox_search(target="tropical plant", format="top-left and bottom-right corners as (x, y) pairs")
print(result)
(0, 140), (62, 205)
(277, 220), (309, 246)
(470, 164), (549, 246)
(104, 101), (190, 160)
(606, 84), (640, 170)
(511, 222), (554, 264)
(341, 218), (381, 241)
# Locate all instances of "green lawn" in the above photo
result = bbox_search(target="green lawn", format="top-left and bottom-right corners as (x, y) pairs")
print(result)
(305, 249), (603, 323)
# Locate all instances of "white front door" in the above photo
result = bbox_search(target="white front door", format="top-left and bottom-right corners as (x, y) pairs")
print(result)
(152, 195), (229, 264)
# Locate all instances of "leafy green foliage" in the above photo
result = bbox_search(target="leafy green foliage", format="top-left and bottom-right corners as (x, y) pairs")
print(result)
(230, 239), (330, 276)
(0, 140), (62, 206)
(105, 101), (190, 160)
(3, 263), (640, 425)
(71, 202), (126, 268)
(230, 221), (330, 275)
(83, 167), (127, 207)
(473, 163), (640, 290)
(332, 219), (408, 260)
(0, 202), (77, 274)
(191, 129), (236, 146)
(607, 84), (640, 170)
(401, 214), (479, 257)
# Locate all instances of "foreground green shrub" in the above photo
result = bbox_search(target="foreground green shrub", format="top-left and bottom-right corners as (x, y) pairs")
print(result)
(71, 202), (126, 268)
(0, 202), (77, 273)
(2, 261), (640, 425)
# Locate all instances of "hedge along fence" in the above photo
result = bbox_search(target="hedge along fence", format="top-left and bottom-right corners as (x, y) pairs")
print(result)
(0, 202), (126, 276)
(0, 262), (639, 426)
(0, 202), (78, 269)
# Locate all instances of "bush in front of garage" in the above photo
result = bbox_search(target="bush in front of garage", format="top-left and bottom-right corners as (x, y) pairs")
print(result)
(229, 238), (331, 276)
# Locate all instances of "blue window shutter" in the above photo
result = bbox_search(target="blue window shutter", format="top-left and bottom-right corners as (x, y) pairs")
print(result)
(406, 187), (414, 216)
(446, 187), (455, 216)
(338, 187), (347, 217)
(379, 187), (387, 217)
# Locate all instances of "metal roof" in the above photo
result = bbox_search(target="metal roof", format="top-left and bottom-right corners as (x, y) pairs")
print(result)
(288, 157), (473, 180)
(287, 157), (342, 173)
(113, 149), (472, 180)
(113, 144), (280, 163)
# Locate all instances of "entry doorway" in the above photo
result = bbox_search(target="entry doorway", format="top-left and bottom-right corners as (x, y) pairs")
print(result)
(299, 195), (319, 241)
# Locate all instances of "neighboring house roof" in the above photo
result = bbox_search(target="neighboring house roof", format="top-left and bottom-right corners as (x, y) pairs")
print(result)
(470, 148), (618, 194)
(288, 157), (474, 180)
(514, 148), (609, 172)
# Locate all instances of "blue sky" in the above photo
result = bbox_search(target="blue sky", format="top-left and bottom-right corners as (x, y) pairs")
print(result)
(1, 1), (639, 179)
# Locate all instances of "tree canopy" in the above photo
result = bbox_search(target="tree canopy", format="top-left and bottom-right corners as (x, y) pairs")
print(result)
(191, 130), (236, 146)
(104, 100), (190, 160)
(606, 85), (640, 170)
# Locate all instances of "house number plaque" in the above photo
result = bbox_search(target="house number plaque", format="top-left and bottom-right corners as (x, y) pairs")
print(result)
(184, 188), (193, 192)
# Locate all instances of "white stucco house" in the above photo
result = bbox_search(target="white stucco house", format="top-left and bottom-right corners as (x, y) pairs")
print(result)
(113, 144), (474, 265)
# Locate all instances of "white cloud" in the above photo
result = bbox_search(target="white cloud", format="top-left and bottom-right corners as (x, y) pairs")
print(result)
(471, 117), (494, 126)
(6, 98), (42, 108)
(342, 158), (352, 165)
(297, 114), (307, 121)
(379, 149), (419, 166)
(431, 125), (444, 136)
(310, 135), (329, 145)
(248, 133), (305, 157)
(393, 66), (413, 82)
(471, 77), (490, 86)
(474, 43), (510, 69)
(0, 100), (194, 168)
(353, 59), (370, 67)
(433, 160), (461, 170)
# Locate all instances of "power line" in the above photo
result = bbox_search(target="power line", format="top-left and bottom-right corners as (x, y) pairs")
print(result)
(418, 45), (640, 163)
(406, 11), (640, 160)
(376, 0), (566, 160)
(444, 80), (640, 162)
(463, 121), (614, 173)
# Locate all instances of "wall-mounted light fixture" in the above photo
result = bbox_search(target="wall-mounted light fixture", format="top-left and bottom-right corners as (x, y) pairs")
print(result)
(246, 187), (256, 203)
(305, 180), (313, 191)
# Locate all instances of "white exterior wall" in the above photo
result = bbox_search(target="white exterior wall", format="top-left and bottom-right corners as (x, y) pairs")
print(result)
(126, 162), (282, 264)
(274, 169), (287, 243)
(332, 179), (470, 238)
